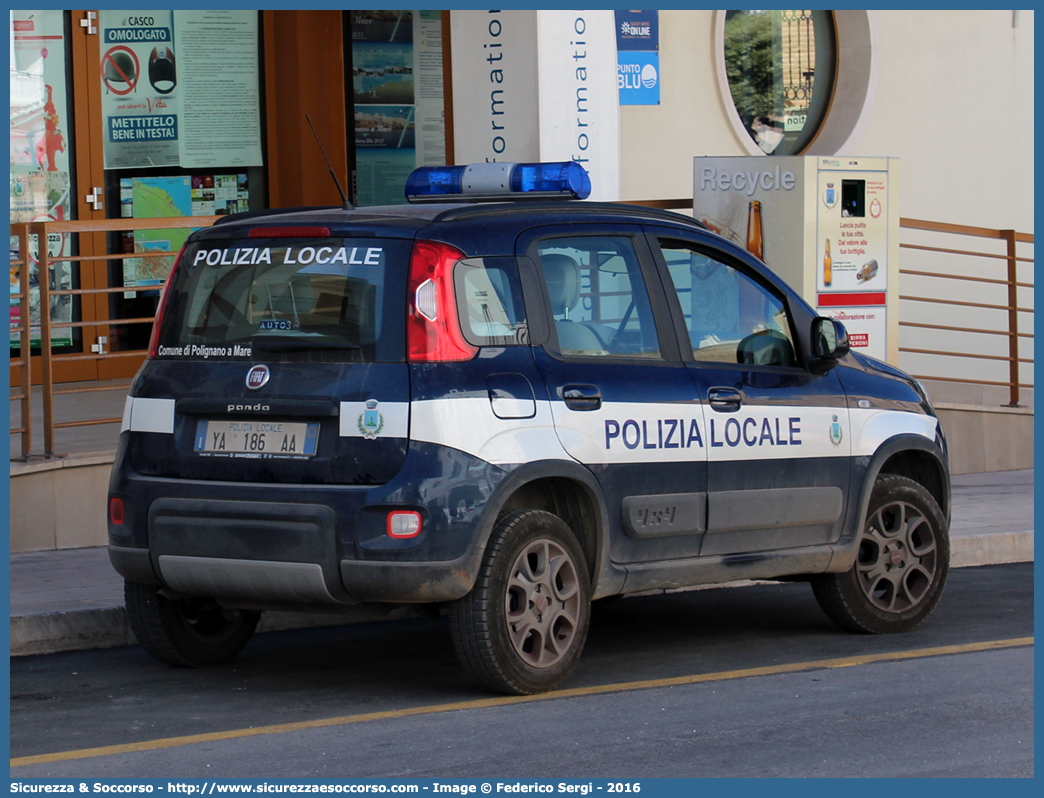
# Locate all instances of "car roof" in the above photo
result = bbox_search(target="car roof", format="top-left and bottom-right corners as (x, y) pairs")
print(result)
(203, 200), (708, 238)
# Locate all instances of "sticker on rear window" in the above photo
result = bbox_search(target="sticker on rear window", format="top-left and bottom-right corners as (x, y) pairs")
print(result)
(192, 246), (383, 267)
(156, 344), (253, 358)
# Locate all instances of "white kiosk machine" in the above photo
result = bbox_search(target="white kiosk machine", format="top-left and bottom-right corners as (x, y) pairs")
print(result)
(692, 156), (900, 364)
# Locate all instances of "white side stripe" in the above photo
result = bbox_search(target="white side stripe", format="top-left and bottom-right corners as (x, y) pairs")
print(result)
(339, 401), (409, 439)
(121, 395), (133, 433)
(850, 408), (938, 454)
(128, 397), (176, 434)
(410, 397), (571, 465)
(406, 397), (937, 466)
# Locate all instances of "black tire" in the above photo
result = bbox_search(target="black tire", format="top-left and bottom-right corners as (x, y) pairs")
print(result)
(449, 509), (592, 695)
(812, 475), (949, 634)
(124, 580), (261, 667)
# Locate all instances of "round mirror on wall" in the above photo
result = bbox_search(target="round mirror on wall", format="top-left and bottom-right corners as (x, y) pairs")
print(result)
(723, 10), (836, 156)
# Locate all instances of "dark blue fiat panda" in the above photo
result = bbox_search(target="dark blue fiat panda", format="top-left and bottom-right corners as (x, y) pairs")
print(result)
(108, 162), (950, 695)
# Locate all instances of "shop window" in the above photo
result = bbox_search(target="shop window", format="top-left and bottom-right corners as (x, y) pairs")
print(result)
(721, 10), (836, 156)
(9, 10), (79, 356)
(350, 10), (447, 206)
(96, 10), (266, 353)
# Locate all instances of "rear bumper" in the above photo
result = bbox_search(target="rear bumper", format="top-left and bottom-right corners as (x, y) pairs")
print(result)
(109, 545), (477, 605)
(108, 440), (505, 605)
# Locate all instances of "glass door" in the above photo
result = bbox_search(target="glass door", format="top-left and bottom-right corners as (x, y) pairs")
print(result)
(95, 10), (266, 380)
(10, 9), (100, 384)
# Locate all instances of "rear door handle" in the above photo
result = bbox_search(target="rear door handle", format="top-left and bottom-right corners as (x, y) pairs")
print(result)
(708, 387), (743, 412)
(562, 384), (602, 411)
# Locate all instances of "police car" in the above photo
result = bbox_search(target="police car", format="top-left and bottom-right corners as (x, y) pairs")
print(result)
(108, 161), (950, 695)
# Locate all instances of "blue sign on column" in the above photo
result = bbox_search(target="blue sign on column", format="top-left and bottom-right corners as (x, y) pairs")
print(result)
(615, 10), (658, 51)
(615, 10), (659, 106)
(618, 51), (659, 106)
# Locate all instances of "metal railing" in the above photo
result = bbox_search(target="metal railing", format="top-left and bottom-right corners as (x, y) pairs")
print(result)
(897, 219), (1033, 407)
(624, 201), (1035, 406)
(10, 223), (33, 459)
(9, 208), (1034, 459)
(9, 216), (219, 459)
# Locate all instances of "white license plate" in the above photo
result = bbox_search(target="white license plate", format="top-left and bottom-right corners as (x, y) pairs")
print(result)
(194, 420), (320, 457)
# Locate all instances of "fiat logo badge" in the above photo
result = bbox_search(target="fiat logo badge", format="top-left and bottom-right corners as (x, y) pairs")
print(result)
(246, 365), (270, 390)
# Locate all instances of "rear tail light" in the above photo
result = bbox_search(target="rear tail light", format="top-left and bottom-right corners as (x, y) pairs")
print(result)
(387, 511), (422, 538)
(109, 497), (124, 525)
(406, 240), (477, 362)
(147, 247), (184, 359)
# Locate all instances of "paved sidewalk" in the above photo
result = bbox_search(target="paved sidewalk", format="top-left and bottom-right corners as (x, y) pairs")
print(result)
(9, 469), (1034, 657)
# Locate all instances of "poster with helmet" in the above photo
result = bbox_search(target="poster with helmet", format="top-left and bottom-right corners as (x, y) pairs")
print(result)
(99, 11), (262, 170)
(100, 11), (181, 169)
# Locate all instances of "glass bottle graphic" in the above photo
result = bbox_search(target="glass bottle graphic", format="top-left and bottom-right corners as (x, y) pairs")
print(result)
(823, 238), (832, 286)
(746, 201), (763, 261)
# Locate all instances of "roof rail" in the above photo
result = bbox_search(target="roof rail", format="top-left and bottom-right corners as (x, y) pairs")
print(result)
(433, 200), (707, 229)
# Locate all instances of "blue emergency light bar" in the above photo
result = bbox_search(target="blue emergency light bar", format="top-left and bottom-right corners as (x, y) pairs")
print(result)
(404, 162), (592, 203)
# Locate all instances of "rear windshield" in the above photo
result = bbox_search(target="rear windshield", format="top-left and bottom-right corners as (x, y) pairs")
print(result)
(156, 237), (409, 362)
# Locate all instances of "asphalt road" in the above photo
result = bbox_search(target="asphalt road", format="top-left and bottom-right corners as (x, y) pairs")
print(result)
(10, 563), (1034, 778)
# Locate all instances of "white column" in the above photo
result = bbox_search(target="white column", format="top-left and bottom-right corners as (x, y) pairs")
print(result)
(535, 10), (620, 201)
(450, 10), (540, 164)
(451, 9), (621, 200)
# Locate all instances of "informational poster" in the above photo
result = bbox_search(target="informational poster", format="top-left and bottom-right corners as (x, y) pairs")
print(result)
(125, 177), (192, 297)
(173, 11), (263, 168)
(615, 10), (659, 106)
(121, 173), (247, 296)
(10, 10), (74, 349)
(814, 162), (890, 360)
(819, 304), (887, 358)
(352, 10), (445, 206)
(413, 11), (447, 170)
(100, 11), (263, 170)
(191, 173), (249, 216)
(121, 174), (247, 218)
(816, 170), (889, 293)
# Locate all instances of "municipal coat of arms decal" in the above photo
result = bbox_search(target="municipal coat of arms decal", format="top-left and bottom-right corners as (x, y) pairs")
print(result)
(358, 400), (385, 440)
(830, 415), (843, 447)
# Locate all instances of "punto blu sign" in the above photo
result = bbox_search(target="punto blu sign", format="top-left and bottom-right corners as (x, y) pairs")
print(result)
(615, 10), (658, 106)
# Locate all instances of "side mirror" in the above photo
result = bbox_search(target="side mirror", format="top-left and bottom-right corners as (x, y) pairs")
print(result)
(809, 317), (850, 372)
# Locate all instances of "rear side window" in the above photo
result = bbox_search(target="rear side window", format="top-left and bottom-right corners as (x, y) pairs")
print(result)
(453, 257), (528, 346)
(157, 238), (409, 362)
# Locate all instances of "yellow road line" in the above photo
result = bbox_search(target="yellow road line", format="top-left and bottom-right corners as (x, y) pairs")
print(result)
(12, 636), (1032, 768)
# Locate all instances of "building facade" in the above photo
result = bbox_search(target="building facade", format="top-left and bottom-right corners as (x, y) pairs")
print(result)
(9, 9), (1034, 404)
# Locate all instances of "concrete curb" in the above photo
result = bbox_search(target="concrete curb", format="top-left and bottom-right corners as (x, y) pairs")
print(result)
(9, 531), (1033, 658)
(11, 608), (134, 657)
(10, 605), (416, 658)
(950, 530), (1034, 568)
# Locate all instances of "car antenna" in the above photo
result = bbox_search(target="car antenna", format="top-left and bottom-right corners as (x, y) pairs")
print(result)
(305, 114), (353, 211)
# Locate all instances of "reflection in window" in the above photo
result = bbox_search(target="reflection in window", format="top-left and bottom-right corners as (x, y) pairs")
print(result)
(723, 10), (835, 156)
(453, 257), (528, 346)
(537, 237), (660, 359)
(660, 243), (796, 367)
